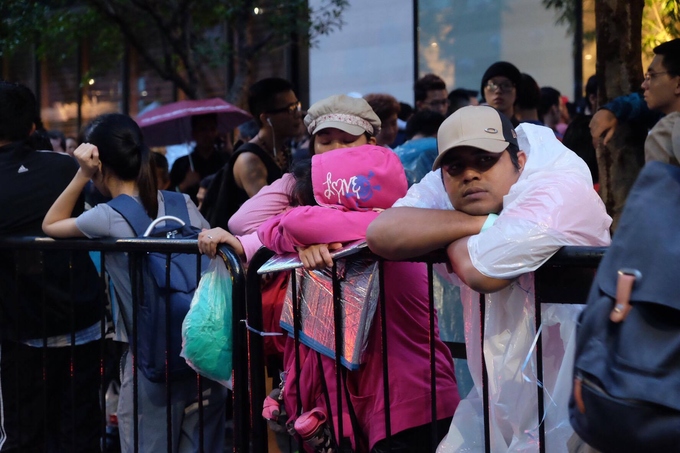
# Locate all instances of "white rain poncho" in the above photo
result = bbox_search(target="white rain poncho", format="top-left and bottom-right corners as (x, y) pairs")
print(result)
(394, 123), (612, 453)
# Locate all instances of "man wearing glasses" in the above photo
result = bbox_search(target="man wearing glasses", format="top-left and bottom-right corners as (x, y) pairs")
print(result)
(202, 77), (304, 228)
(415, 73), (450, 116)
(590, 38), (680, 146)
(367, 105), (611, 452)
(480, 61), (522, 126)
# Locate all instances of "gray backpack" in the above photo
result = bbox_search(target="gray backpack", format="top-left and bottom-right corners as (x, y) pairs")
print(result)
(570, 161), (680, 452)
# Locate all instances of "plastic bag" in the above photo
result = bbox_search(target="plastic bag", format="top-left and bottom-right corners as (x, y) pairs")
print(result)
(437, 274), (582, 453)
(180, 257), (233, 387)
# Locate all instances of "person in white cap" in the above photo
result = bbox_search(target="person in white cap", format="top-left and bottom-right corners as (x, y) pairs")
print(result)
(198, 94), (382, 264)
(197, 93), (383, 452)
(367, 105), (612, 452)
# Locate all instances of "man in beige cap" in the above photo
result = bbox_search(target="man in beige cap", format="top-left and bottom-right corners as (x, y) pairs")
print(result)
(368, 105), (611, 452)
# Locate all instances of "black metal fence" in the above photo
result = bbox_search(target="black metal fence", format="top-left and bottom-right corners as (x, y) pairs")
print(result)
(245, 245), (606, 453)
(0, 237), (606, 453)
(0, 236), (246, 453)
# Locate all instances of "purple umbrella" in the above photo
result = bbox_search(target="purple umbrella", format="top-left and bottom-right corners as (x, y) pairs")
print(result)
(136, 98), (252, 147)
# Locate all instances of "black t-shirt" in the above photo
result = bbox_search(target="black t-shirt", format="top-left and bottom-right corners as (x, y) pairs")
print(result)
(201, 143), (284, 230)
(0, 141), (101, 340)
(169, 148), (227, 203)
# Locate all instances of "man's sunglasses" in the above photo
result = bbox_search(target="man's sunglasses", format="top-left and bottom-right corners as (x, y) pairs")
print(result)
(267, 101), (301, 114)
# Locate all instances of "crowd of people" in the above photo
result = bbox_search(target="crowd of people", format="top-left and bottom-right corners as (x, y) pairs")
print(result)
(1, 36), (680, 453)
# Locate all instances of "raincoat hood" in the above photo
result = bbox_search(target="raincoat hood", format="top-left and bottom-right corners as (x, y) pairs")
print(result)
(311, 144), (407, 211)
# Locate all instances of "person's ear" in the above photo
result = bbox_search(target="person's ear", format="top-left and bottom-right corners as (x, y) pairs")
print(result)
(517, 150), (527, 171)
(552, 104), (561, 119)
(367, 136), (377, 145)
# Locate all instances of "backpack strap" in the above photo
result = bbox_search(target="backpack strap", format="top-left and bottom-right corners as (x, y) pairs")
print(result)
(107, 194), (153, 237)
(159, 190), (192, 226)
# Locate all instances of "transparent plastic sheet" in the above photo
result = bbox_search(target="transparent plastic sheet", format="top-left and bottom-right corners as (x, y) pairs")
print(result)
(180, 257), (233, 388)
(437, 274), (582, 453)
(279, 259), (379, 370)
(433, 270), (474, 397)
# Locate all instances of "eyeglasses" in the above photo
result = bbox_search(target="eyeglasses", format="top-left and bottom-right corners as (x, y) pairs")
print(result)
(485, 81), (515, 93)
(267, 101), (301, 114)
(643, 71), (671, 82)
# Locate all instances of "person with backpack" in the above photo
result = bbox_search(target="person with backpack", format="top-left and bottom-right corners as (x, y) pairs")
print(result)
(42, 113), (228, 453)
(569, 99), (680, 453)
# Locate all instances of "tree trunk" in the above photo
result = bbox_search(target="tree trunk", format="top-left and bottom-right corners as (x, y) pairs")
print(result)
(595, 0), (646, 231)
(225, 1), (255, 109)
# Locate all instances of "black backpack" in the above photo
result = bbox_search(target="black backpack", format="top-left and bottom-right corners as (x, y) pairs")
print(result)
(570, 161), (680, 452)
(108, 191), (209, 382)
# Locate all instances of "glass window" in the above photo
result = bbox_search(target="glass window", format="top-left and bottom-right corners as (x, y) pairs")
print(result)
(418, 0), (573, 102)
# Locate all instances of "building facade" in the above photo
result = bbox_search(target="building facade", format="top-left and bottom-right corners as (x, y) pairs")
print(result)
(1, 0), (595, 137)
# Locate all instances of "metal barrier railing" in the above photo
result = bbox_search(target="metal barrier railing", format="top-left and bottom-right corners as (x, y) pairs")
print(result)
(0, 237), (605, 453)
(0, 237), (246, 453)
(244, 245), (607, 453)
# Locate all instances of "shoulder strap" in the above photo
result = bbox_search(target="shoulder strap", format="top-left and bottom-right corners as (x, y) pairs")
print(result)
(107, 194), (153, 237)
(159, 190), (192, 226)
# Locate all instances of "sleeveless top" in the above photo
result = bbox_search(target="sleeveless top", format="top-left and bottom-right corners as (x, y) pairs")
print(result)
(201, 142), (284, 230)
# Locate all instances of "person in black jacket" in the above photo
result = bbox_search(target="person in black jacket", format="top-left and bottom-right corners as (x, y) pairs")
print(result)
(0, 80), (102, 453)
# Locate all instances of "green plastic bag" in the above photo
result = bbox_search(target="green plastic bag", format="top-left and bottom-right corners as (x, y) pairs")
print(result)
(181, 257), (233, 387)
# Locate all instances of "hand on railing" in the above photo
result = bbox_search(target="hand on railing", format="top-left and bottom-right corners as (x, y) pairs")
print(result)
(198, 227), (244, 260)
(297, 243), (342, 270)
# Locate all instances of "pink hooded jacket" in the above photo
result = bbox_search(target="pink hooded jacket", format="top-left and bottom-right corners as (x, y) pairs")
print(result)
(258, 145), (459, 450)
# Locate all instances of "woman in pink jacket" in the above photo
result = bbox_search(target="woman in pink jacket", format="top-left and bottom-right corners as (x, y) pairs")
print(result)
(257, 145), (459, 452)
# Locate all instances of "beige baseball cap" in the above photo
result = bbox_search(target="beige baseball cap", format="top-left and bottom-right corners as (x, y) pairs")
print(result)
(304, 94), (381, 137)
(432, 105), (518, 170)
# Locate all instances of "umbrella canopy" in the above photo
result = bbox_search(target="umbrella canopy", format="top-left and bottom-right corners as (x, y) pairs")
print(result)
(136, 98), (252, 147)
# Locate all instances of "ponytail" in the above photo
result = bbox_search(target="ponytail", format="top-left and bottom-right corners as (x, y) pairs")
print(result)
(84, 113), (158, 218)
(137, 145), (159, 218)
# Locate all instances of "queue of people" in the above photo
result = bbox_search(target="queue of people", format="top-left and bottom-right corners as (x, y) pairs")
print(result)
(2, 36), (680, 453)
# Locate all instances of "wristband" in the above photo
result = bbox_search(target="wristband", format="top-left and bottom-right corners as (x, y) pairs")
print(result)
(481, 213), (498, 232)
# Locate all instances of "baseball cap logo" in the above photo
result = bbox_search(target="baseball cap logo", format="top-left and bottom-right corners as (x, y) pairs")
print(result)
(484, 127), (498, 134)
